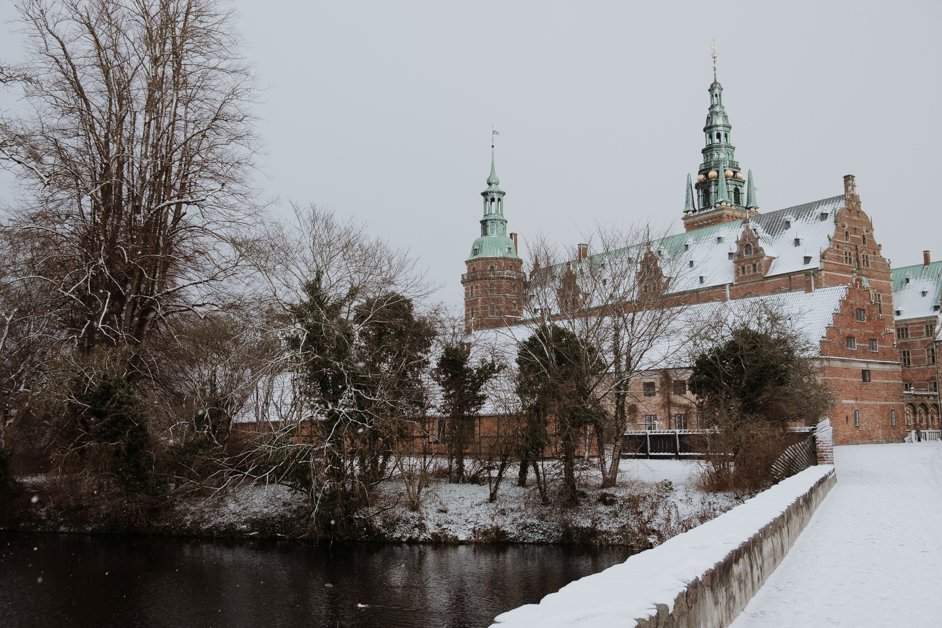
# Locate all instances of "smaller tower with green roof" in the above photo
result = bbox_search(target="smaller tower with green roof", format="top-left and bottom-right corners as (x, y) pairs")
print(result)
(462, 134), (526, 332)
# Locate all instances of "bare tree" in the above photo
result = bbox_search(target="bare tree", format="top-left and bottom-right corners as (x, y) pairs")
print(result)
(0, 0), (258, 360)
(517, 224), (692, 499)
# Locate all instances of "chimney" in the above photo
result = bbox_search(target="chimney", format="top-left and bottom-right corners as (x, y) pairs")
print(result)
(843, 174), (857, 198)
(510, 232), (518, 253)
(924, 250), (931, 267)
(577, 243), (589, 262)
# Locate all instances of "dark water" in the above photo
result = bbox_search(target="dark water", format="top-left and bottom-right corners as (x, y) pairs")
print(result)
(0, 532), (630, 628)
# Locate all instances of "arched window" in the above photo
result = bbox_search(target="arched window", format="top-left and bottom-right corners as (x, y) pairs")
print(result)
(744, 243), (753, 256)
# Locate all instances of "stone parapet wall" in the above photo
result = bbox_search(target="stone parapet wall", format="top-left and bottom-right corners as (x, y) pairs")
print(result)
(493, 465), (836, 628)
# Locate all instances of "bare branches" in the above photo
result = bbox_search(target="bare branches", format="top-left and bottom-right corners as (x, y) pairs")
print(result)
(1, 0), (259, 357)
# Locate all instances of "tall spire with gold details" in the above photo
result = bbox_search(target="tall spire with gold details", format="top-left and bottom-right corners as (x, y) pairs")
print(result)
(682, 42), (753, 231)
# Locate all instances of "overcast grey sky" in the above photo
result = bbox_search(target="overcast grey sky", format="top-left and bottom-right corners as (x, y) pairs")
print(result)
(2, 1), (940, 310)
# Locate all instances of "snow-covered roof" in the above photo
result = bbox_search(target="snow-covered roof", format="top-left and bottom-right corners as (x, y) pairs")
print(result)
(470, 286), (847, 381)
(751, 196), (844, 277)
(891, 260), (942, 324)
(546, 195), (844, 302)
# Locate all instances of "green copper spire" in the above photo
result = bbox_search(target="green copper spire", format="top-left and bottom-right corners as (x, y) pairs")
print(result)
(690, 43), (748, 211)
(746, 169), (758, 209)
(467, 134), (519, 261)
(715, 161), (730, 206)
(684, 173), (695, 213)
(486, 145), (500, 188)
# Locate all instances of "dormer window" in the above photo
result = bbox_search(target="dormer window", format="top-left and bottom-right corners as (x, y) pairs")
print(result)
(728, 252), (734, 260)
(716, 236), (724, 244)
(804, 255), (812, 265)
(793, 238), (801, 247)
(785, 219), (792, 229)
(688, 260), (695, 268)
(819, 211), (829, 221)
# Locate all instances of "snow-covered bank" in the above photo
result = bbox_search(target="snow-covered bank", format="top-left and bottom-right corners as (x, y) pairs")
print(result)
(6, 458), (736, 546)
(493, 464), (835, 627)
(362, 459), (735, 545)
(731, 443), (942, 628)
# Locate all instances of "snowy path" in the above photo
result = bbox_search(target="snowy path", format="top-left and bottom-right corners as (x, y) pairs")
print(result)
(731, 443), (942, 628)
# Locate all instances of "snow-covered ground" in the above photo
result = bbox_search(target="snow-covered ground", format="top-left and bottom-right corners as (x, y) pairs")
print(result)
(364, 458), (736, 545)
(732, 442), (942, 628)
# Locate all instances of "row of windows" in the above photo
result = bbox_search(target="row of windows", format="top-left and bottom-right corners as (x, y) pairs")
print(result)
(846, 336), (878, 351)
(903, 381), (939, 392)
(642, 414), (690, 430)
(850, 408), (927, 429)
(900, 347), (937, 367)
(897, 322), (937, 339)
(643, 380), (688, 396)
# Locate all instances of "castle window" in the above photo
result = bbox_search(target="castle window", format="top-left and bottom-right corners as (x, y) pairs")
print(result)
(863, 254), (870, 268)
(673, 380), (687, 395)
(904, 382), (913, 392)
(489, 264), (495, 271)
(891, 409), (897, 427)
(902, 350), (912, 367)
(853, 409), (861, 427)
(470, 286), (474, 297)
(863, 234), (868, 245)
(744, 243), (753, 256)
(855, 308), (866, 322)
(897, 326), (909, 339)
(673, 414), (688, 430)
(488, 283), (495, 295)
(928, 346), (937, 365)
(846, 336), (857, 350)
(751, 263), (757, 273)
(643, 381), (656, 396)
(927, 322), (936, 336)
(861, 369), (871, 382)
(845, 230), (850, 242)
(804, 255), (812, 265)
(793, 238), (801, 247)
(644, 415), (658, 430)
(869, 338), (878, 352)
(488, 304), (496, 316)
(930, 380), (939, 392)
(699, 275), (705, 284)
(875, 293), (884, 316)
(844, 251), (853, 265)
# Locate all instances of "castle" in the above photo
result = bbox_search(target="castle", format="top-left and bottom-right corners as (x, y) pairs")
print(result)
(461, 66), (941, 447)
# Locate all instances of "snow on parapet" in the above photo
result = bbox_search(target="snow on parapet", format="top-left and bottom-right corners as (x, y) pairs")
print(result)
(491, 465), (835, 628)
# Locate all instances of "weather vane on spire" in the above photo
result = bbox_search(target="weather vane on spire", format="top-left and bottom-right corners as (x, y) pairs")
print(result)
(491, 126), (500, 149)
(711, 39), (718, 81)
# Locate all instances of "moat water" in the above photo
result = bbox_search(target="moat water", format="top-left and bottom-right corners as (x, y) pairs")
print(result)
(0, 532), (631, 627)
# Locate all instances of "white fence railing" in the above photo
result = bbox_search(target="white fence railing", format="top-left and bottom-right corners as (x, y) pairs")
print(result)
(909, 429), (941, 442)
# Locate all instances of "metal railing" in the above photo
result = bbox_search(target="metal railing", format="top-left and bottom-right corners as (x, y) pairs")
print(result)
(909, 429), (941, 442)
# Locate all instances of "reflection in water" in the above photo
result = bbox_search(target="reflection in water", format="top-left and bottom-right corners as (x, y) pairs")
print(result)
(0, 533), (631, 627)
